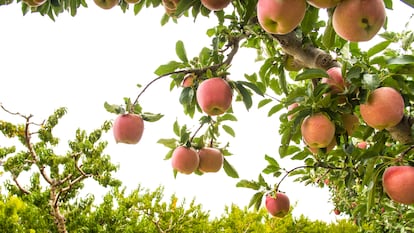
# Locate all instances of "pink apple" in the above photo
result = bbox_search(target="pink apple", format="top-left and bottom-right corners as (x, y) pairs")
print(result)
(198, 147), (224, 173)
(321, 66), (347, 94)
(171, 146), (200, 174)
(196, 77), (233, 116)
(382, 166), (414, 205)
(265, 192), (290, 217)
(201, 0), (231, 11)
(332, 0), (386, 42)
(257, 0), (307, 35)
(113, 114), (144, 144)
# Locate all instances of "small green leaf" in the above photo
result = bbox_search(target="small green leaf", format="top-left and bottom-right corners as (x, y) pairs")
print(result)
(223, 158), (239, 178)
(173, 120), (180, 136)
(258, 99), (272, 108)
(175, 40), (188, 63)
(133, 0), (145, 15)
(295, 69), (328, 81)
(222, 125), (235, 137)
(217, 113), (237, 122)
(236, 179), (261, 190)
(234, 82), (253, 110)
(268, 104), (283, 117)
(104, 102), (125, 114)
(157, 138), (177, 149)
(238, 80), (264, 96)
(367, 41), (391, 58)
(141, 112), (164, 122)
(322, 17), (336, 49)
(249, 191), (265, 211)
(154, 61), (184, 76)
(265, 154), (279, 167)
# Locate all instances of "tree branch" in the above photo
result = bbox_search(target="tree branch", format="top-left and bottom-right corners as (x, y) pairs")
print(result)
(386, 115), (414, 145)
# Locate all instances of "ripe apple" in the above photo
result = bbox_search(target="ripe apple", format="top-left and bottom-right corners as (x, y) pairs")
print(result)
(357, 141), (368, 149)
(196, 77), (233, 116)
(257, 0), (306, 35)
(94, 0), (119, 9)
(382, 166), (414, 205)
(113, 113), (144, 144)
(198, 147), (224, 173)
(321, 66), (347, 94)
(287, 103), (299, 121)
(181, 74), (195, 88)
(332, 0), (386, 42)
(201, 0), (231, 11)
(301, 112), (335, 148)
(341, 113), (359, 136)
(307, 137), (336, 154)
(334, 209), (341, 215)
(22, 0), (47, 7)
(171, 146), (200, 174)
(265, 192), (290, 217)
(359, 87), (404, 130)
(307, 0), (340, 8)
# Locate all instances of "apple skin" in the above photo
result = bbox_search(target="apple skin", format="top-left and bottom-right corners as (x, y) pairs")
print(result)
(332, 0), (386, 42)
(94, 0), (119, 9)
(257, 0), (306, 35)
(196, 77), (233, 116)
(360, 87), (404, 130)
(357, 141), (368, 149)
(171, 146), (200, 174)
(341, 113), (359, 136)
(198, 147), (224, 173)
(321, 66), (346, 94)
(382, 166), (414, 205)
(265, 192), (290, 217)
(307, 137), (336, 154)
(22, 0), (47, 7)
(307, 0), (340, 8)
(181, 74), (195, 88)
(301, 113), (335, 148)
(113, 114), (144, 144)
(201, 0), (231, 11)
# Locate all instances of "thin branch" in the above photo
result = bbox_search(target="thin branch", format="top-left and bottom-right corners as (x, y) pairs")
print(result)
(12, 175), (30, 195)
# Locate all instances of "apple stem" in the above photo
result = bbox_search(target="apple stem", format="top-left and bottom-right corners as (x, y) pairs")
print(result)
(189, 122), (206, 144)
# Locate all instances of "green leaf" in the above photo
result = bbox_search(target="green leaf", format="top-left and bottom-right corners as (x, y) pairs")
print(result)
(295, 68), (328, 81)
(104, 102), (125, 114)
(268, 104), (283, 117)
(236, 179), (261, 190)
(173, 120), (180, 136)
(249, 191), (264, 211)
(234, 82), (253, 111)
(175, 40), (188, 63)
(133, 0), (145, 15)
(217, 113), (237, 122)
(141, 112), (164, 122)
(322, 17), (336, 49)
(291, 151), (309, 160)
(361, 74), (381, 91)
(258, 99), (272, 108)
(154, 61), (183, 76)
(300, 5), (319, 34)
(157, 138), (177, 149)
(367, 41), (391, 58)
(238, 80), (264, 96)
(223, 158), (239, 178)
(264, 154), (279, 167)
(222, 125), (235, 137)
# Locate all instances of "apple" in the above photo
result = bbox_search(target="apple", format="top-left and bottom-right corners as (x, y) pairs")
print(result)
(171, 146), (200, 174)
(307, 137), (336, 154)
(382, 166), (414, 205)
(334, 209), (341, 215)
(307, 0), (340, 8)
(332, 0), (386, 42)
(324, 178), (330, 185)
(265, 192), (290, 217)
(198, 147), (224, 173)
(22, 0), (47, 7)
(341, 113), (359, 136)
(321, 66), (347, 94)
(201, 0), (231, 11)
(287, 103), (299, 121)
(196, 77), (233, 116)
(94, 0), (119, 9)
(301, 112), (335, 148)
(357, 141), (368, 149)
(359, 87), (404, 130)
(162, 0), (179, 16)
(181, 74), (195, 88)
(113, 113), (144, 144)
(257, 0), (306, 35)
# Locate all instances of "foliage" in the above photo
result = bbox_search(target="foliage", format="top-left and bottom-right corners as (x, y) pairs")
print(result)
(1, 0), (414, 232)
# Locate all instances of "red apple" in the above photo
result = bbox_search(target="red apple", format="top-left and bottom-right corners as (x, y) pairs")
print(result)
(307, 0), (340, 8)
(94, 0), (119, 9)
(181, 74), (195, 87)
(359, 87), (404, 130)
(287, 103), (299, 121)
(265, 192), (290, 217)
(357, 141), (368, 149)
(198, 147), (224, 173)
(257, 0), (307, 35)
(171, 146), (200, 174)
(113, 114), (144, 144)
(301, 112), (335, 148)
(382, 166), (414, 205)
(196, 77), (233, 116)
(321, 66), (347, 94)
(201, 0), (231, 11)
(332, 0), (386, 42)
(334, 209), (341, 215)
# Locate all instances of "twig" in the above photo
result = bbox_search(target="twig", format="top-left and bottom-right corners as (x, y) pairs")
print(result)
(12, 175), (30, 195)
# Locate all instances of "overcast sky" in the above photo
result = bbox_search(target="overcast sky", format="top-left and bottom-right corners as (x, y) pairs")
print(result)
(0, 1), (411, 222)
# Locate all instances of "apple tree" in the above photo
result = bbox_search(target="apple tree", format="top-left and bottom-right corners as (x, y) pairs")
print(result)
(1, 0), (414, 232)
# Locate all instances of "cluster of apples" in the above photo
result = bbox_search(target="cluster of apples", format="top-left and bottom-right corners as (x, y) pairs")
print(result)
(171, 146), (224, 174)
(257, 0), (386, 42)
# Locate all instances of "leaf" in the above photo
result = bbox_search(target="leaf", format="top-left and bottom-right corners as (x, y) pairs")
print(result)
(264, 154), (279, 167)
(141, 112), (164, 122)
(236, 179), (261, 190)
(258, 99), (272, 108)
(173, 120), (180, 136)
(291, 151), (309, 160)
(133, 0), (145, 15)
(175, 40), (188, 63)
(367, 41), (391, 58)
(268, 104), (283, 117)
(157, 138), (177, 149)
(223, 158), (239, 178)
(104, 102), (125, 114)
(217, 113), (237, 122)
(295, 69), (328, 81)
(154, 61), (183, 76)
(234, 82), (253, 111)
(222, 125), (235, 137)
(322, 17), (336, 49)
(238, 80), (264, 96)
(249, 191), (264, 211)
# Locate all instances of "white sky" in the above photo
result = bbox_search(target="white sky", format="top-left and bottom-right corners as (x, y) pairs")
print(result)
(0, 0), (411, 222)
